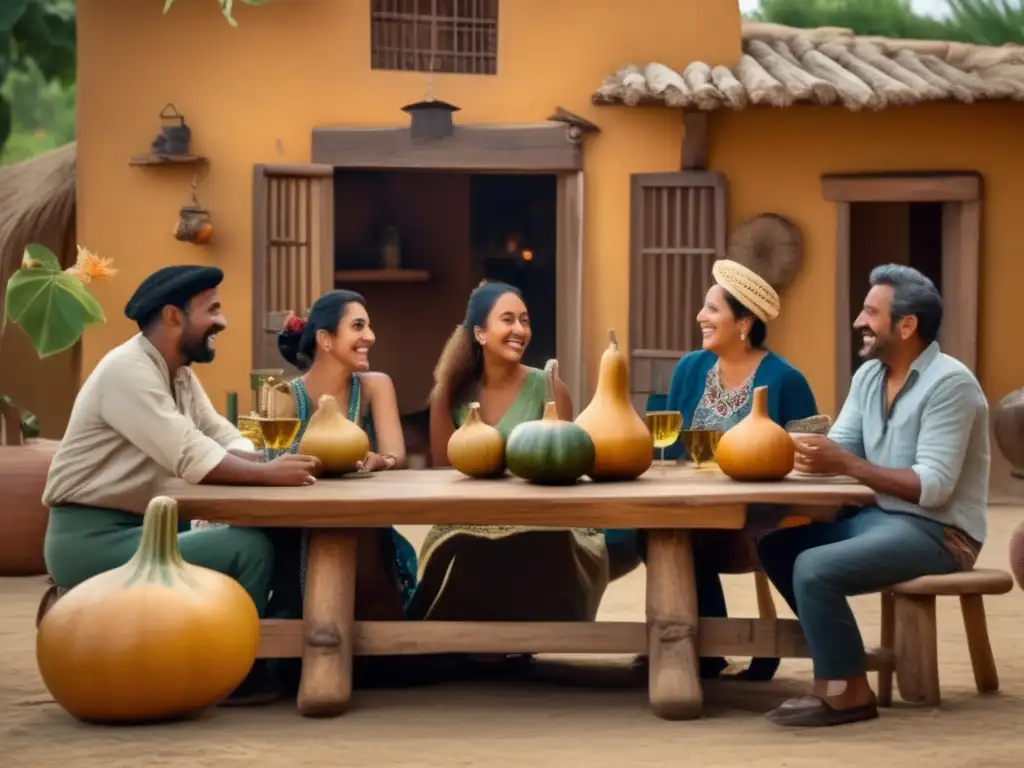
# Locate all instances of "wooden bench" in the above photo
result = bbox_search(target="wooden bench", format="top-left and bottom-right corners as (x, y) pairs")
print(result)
(876, 568), (1014, 707)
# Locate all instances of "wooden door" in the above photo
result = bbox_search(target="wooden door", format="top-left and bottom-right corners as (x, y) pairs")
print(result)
(629, 171), (727, 412)
(251, 164), (335, 372)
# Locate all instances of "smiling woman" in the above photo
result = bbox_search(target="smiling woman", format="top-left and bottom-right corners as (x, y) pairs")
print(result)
(412, 281), (612, 653)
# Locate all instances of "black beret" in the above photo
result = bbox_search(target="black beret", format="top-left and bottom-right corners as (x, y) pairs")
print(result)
(124, 265), (224, 324)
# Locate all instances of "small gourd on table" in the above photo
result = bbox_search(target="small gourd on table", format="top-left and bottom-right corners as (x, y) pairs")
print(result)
(715, 385), (795, 481)
(297, 393), (370, 475)
(574, 329), (654, 481)
(448, 401), (506, 478)
(506, 359), (595, 485)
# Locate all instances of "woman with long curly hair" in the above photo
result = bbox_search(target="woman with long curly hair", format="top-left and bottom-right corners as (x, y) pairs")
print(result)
(407, 282), (610, 644)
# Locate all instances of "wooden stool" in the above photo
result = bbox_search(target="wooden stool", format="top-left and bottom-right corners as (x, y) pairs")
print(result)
(876, 568), (1013, 707)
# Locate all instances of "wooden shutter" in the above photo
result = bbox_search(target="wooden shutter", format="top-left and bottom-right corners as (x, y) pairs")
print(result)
(628, 171), (727, 412)
(251, 164), (334, 373)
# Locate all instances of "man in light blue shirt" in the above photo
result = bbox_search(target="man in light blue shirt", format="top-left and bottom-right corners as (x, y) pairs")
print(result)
(759, 264), (989, 728)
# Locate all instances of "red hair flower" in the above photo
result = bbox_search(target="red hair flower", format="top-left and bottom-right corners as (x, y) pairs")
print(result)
(283, 311), (306, 334)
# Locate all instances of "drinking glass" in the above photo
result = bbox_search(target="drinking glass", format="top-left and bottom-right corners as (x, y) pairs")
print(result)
(237, 414), (265, 453)
(682, 428), (724, 470)
(256, 416), (301, 462)
(644, 410), (683, 463)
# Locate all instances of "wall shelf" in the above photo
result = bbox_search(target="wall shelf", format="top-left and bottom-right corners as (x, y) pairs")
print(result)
(335, 269), (431, 283)
(129, 153), (208, 167)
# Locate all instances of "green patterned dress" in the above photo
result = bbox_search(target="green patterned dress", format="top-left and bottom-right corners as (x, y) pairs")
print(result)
(405, 368), (611, 623)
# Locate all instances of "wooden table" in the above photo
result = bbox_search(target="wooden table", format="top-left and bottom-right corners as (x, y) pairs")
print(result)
(162, 465), (875, 720)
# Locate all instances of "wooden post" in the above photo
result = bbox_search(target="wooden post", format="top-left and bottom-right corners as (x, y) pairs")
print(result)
(960, 594), (999, 694)
(645, 529), (702, 720)
(876, 591), (895, 707)
(680, 112), (708, 171)
(297, 529), (357, 717)
(894, 593), (941, 706)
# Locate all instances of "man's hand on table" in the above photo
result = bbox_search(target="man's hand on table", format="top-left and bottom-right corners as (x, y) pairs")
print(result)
(263, 454), (321, 485)
(792, 434), (853, 476)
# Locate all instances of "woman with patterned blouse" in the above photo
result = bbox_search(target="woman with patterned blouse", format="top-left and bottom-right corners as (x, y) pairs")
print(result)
(605, 259), (818, 681)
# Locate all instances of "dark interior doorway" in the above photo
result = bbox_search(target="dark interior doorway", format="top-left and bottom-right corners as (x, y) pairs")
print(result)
(470, 174), (558, 369)
(847, 201), (943, 374)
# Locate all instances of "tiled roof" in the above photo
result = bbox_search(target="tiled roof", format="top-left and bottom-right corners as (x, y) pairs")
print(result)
(592, 22), (1024, 111)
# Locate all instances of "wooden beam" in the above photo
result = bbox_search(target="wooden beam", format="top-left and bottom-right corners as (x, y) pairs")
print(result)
(680, 112), (708, 171)
(821, 173), (982, 203)
(257, 617), (892, 670)
(311, 124), (582, 171)
(547, 106), (601, 136)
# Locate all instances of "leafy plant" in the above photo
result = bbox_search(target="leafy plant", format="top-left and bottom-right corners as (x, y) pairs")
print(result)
(0, 395), (39, 438)
(3, 243), (115, 358)
(163, 0), (273, 27)
(0, 0), (76, 155)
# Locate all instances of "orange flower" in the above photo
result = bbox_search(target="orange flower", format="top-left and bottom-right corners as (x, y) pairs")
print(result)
(66, 246), (117, 283)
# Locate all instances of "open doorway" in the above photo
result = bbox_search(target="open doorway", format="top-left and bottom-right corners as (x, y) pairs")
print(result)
(824, 172), (981, 411)
(470, 174), (558, 369)
(331, 169), (558, 464)
(847, 201), (943, 376)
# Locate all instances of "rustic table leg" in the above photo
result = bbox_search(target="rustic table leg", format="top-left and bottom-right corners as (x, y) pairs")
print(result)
(646, 529), (702, 720)
(297, 529), (357, 717)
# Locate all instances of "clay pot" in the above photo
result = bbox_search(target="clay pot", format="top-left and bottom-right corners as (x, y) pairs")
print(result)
(1010, 520), (1024, 591)
(994, 389), (1024, 476)
(0, 438), (58, 576)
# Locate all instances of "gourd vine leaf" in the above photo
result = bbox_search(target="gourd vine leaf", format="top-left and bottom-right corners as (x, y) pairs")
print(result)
(4, 244), (106, 359)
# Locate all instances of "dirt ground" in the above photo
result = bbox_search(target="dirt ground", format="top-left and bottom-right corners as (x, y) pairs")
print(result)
(4, 511), (1024, 768)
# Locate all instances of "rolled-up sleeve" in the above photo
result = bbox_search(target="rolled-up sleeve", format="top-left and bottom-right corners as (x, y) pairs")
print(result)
(913, 374), (984, 509)
(98, 366), (228, 485)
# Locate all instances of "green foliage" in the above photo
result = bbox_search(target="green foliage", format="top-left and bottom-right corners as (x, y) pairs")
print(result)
(751, 0), (1024, 45)
(0, 58), (75, 164)
(946, 0), (1024, 44)
(163, 0), (274, 27)
(4, 244), (106, 359)
(0, 395), (40, 439)
(0, 0), (75, 157)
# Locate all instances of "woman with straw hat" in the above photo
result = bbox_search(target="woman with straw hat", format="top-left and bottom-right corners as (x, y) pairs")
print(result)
(606, 259), (821, 682)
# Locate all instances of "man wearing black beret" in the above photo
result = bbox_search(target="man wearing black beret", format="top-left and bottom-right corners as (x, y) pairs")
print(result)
(41, 265), (320, 705)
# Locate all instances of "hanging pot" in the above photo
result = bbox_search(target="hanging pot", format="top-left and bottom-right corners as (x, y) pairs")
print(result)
(994, 388), (1024, 477)
(174, 205), (214, 245)
(0, 399), (56, 576)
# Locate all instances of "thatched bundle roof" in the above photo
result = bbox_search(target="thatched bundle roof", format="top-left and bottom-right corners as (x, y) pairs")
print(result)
(0, 142), (77, 319)
(592, 22), (1024, 111)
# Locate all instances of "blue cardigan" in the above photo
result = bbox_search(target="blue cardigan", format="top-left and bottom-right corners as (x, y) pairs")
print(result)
(662, 349), (818, 460)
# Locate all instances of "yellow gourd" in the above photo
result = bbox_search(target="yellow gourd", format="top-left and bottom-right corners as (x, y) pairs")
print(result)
(36, 496), (260, 724)
(448, 402), (506, 478)
(297, 394), (370, 475)
(574, 329), (653, 481)
(715, 386), (795, 481)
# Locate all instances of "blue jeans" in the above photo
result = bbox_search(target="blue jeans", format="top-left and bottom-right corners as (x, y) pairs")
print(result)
(757, 506), (958, 679)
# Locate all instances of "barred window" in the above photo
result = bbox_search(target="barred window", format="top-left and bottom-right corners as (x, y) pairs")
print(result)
(371, 0), (499, 75)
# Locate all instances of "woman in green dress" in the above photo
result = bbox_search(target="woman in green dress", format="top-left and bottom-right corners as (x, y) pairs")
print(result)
(413, 282), (610, 626)
(271, 290), (418, 623)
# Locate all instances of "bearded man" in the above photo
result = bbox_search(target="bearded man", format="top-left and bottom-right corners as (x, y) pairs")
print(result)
(758, 264), (989, 728)
(41, 265), (319, 704)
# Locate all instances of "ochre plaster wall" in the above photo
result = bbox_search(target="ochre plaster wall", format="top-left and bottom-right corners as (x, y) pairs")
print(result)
(75, 0), (742, 413)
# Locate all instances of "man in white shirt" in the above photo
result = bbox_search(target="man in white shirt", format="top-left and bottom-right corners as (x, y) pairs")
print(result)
(41, 265), (320, 704)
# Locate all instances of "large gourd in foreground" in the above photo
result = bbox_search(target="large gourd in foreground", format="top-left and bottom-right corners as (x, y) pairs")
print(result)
(574, 329), (653, 481)
(715, 386), (795, 481)
(298, 393), (370, 475)
(36, 496), (260, 724)
(448, 402), (506, 478)
(506, 360), (595, 485)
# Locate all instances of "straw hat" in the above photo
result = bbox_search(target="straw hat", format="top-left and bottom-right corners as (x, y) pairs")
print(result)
(711, 259), (781, 323)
